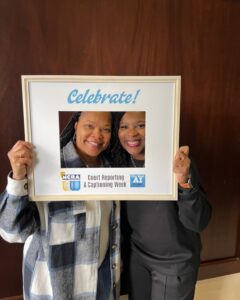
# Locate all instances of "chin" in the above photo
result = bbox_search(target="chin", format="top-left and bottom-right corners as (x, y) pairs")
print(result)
(129, 148), (142, 155)
(88, 151), (102, 157)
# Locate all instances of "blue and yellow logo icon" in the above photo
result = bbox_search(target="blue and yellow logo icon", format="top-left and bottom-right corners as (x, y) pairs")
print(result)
(61, 172), (81, 191)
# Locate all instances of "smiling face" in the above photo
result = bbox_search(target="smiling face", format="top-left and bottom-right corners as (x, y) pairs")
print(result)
(74, 112), (112, 163)
(118, 112), (145, 160)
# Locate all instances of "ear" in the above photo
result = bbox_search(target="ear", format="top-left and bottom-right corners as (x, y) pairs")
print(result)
(74, 121), (78, 130)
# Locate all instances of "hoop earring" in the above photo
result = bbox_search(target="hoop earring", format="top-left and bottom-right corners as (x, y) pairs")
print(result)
(73, 132), (77, 143)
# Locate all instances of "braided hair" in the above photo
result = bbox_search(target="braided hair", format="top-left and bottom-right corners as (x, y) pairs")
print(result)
(60, 111), (114, 163)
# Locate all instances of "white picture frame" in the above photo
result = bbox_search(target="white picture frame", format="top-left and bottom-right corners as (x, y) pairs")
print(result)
(21, 75), (181, 201)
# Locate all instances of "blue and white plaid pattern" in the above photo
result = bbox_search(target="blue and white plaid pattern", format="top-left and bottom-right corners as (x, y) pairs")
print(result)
(61, 141), (111, 168)
(0, 143), (120, 300)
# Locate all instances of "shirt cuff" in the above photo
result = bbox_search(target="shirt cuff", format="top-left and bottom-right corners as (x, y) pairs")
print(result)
(178, 185), (199, 200)
(7, 173), (28, 196)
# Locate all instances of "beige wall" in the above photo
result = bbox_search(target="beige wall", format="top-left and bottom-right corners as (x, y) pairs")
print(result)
(195, 273), (240, 300)
(120, 273), (240, 300)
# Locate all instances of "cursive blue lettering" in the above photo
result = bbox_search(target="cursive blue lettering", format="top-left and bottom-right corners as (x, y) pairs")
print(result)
(67, 89), (141, 105)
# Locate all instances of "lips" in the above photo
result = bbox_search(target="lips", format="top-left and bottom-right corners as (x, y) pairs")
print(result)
(86, 140), (103, 148)
(125, 139), (142, 147)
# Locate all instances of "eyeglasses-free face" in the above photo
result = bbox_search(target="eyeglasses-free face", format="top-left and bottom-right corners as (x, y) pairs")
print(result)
(74, 112), (112, 163)
(118, 111), (145, 160)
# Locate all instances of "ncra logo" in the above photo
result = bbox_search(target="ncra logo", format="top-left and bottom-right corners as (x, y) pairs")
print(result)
(60, 172), (81, 191)
(130, 174), (145, 188)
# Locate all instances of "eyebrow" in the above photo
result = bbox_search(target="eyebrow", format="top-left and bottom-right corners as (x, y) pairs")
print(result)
(120, 120), (145, 124)
(84, 120), (111, 126)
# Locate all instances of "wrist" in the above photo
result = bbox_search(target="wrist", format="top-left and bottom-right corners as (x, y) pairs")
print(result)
(178, 176), (193, 189)
(7, 173), (28, 196)
(12, 172), (27, 180)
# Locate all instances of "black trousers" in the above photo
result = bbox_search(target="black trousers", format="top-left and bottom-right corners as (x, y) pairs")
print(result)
(128, 253), (198, 300)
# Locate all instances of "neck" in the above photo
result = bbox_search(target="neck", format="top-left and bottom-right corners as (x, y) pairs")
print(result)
(131, 152), (145, 160)
(85, 158), (101, 168)
(130, 155), (145, 167)
(76, 149), (101, 167)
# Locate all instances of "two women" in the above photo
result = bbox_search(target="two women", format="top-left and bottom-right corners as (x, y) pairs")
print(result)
(0, 110), (211, 300)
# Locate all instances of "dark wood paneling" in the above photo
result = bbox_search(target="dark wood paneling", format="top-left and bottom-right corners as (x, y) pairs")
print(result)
(0, 296), (23, 300)
(199, 258), (240, 280)
(0, 0), (240, 297)
(0, 242), (23, 297)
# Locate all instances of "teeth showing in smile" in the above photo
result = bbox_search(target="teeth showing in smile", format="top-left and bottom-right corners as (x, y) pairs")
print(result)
(126, 140), (141, 147)
(87, 141), (100, 147)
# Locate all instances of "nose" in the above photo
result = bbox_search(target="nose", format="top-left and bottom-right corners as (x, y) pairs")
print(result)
(127, 127), (138, 136)
(92, 127), (103, 139)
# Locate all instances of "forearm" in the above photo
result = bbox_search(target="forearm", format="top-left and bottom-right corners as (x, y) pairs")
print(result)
(0, 175), (39, 243)
(178, 184), (212, 232)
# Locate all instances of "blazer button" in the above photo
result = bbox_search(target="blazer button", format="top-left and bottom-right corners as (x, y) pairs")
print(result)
(111, 244), (117, 250)
(112, 263), (117, 269)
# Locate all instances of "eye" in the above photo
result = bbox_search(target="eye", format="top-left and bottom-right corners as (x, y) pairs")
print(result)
(119, 124), (128, 130)
(84, 124), (94, 129)
(136, 123), (145, 129)
(103, 127), (111, 133)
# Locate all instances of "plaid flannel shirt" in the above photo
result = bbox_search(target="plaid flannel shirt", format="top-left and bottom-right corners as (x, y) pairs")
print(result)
(0, 141), (120, 300)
